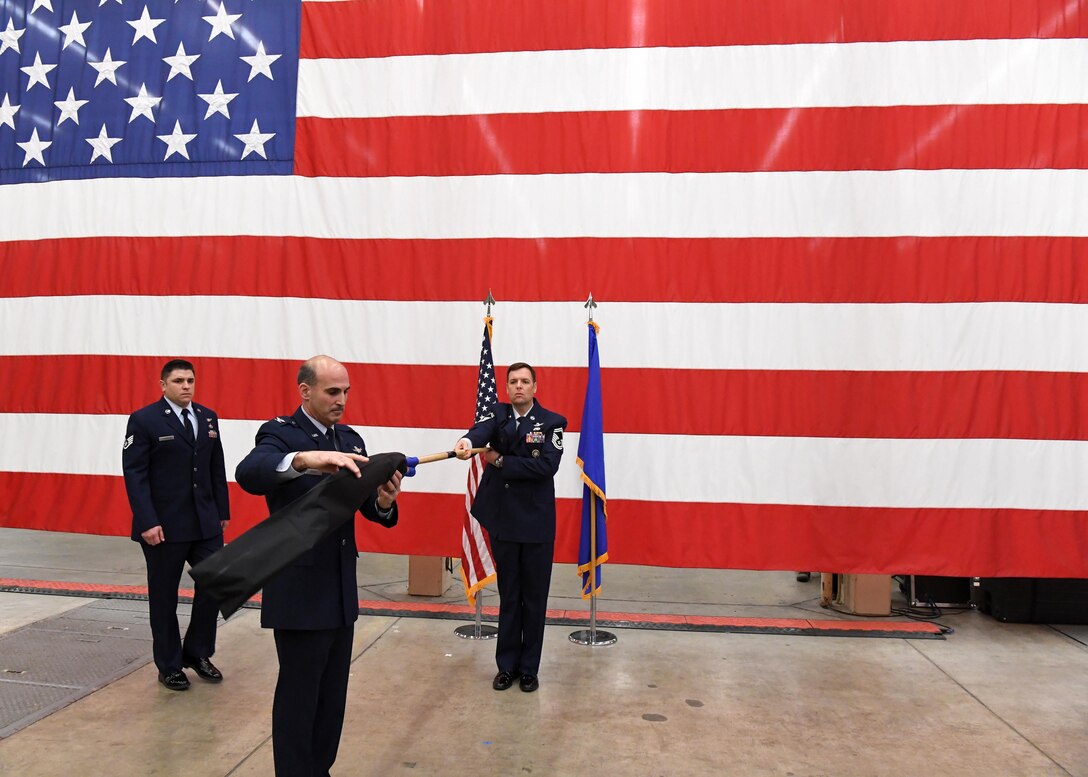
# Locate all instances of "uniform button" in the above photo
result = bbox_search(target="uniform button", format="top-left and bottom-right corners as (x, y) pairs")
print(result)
(341, 539), (346, 546)
(193, 467), (198, 472)
(505, 483), (509, 489)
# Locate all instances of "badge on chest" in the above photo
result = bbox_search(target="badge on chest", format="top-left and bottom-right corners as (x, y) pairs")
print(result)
(526, 431), (545, 444)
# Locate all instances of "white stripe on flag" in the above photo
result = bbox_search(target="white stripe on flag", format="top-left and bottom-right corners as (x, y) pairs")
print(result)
(297, 38), (1088, 118)
(3, 170), (1088, 241)
(5, 296), (1087, 372)
(11, 414), (1088, 510)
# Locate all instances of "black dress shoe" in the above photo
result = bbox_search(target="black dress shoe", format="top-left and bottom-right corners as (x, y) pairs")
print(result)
(492, 670), (518, 691)
(158, 671), (190, 691)
(519, 674), (539, 693)
(182, 657), (223, 683)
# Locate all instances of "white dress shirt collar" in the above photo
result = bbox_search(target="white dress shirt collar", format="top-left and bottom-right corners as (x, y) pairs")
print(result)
(300, 405), (329, 436)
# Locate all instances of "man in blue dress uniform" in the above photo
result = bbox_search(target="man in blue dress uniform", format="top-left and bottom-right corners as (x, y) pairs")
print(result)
(455, 362), (566, 693)
(236, 355), (402, 777)
(122, 358), (230, 691)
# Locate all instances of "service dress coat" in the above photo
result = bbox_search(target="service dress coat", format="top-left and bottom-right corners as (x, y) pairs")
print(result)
(122, 397), (229, 542)
(234, 408), (398, 630)
(462, 400), (566, 543)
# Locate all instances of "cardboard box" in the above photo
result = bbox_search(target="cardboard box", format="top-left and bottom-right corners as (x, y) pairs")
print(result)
(837, 573), (891, 615)
(407, 555), (451, 596)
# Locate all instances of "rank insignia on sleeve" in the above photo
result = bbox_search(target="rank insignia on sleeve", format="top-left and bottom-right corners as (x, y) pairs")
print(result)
(552, 429), (563, 449)
(123, 435), (134, 450)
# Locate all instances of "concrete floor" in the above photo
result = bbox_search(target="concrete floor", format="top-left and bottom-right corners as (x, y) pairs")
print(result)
(0, 527), (1086, 776)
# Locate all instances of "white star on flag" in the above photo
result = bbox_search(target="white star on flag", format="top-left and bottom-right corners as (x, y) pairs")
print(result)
(29, 0), (53, 14)
(157, 120), (197, 160)
(20, 53), (56, 92)
(90, 49), (126, 87)
(203, 3), (241, 41)
(0, 19), (26, 56)
(128, 6), (166, 45)
(198, 80), (238, 119)
(17, 127), (51, 167)
(54, 88), (89, 126)
(0, 94), (19, 130)
(58, 11), (93, 50)
(234, 118), (274, 159)
(124, 83), (161, 123)
(240, 41), (280, 82)
(86, 124), (122, 163)
(163, 42), (200, 81)
(99, 0), (123, 5)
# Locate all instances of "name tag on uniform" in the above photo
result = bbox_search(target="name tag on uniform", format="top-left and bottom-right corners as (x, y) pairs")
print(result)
(157, 435), (175, 441)
(526, 431), (545, 444)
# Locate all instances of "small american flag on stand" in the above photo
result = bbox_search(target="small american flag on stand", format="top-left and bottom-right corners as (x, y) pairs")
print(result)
(460, 315), (497, 605)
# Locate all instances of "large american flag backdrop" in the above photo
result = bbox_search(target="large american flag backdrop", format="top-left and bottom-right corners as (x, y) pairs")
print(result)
(2, 0), (1087, 577)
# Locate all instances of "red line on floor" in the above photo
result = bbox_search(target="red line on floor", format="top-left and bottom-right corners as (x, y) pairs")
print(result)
(0, 578), (943, 637)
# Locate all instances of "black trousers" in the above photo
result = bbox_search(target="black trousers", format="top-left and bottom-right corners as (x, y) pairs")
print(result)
(491, 538), (554, 676)
(272, 625), (354, 777)
(141, 534), (222, 674)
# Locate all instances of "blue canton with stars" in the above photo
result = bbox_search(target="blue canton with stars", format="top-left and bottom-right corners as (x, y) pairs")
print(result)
(474, 321), (498, 424)
(0, 0), (299, 185)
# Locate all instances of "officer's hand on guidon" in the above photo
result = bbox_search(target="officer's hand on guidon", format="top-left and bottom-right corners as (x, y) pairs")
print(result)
(292, 450), (369, 477)
(454, 438), (474, 460)
(377, 470), (403, 509)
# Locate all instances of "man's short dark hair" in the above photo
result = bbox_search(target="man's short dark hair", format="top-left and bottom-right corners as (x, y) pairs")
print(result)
(161, 359), (195, 380)
(507, 362), (537, 382)
(298, 361), (317, 387)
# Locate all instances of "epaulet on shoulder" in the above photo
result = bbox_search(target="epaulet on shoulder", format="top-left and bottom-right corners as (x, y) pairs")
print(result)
(270, 416), (296, 427)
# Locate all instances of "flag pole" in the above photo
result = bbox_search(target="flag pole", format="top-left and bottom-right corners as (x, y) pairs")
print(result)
(570, 295), (616, 647)
(570, 491), (614, 645)
(455, 290), (499, 640)
(589, 494), (601, 638)
(455, 589), (497, 640)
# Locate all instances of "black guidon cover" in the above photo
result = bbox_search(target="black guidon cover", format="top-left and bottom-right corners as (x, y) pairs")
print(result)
(191, 452), (407, 619)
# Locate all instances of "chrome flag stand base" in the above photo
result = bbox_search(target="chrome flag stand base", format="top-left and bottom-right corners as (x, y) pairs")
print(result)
(568, 627), (617, 646)
(455, 593), (497, 640)
(569, 594), (616, 646)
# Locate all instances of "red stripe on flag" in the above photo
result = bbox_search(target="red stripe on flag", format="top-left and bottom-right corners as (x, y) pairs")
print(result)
(5, 355), (1088, 441)
(296, 105), (1088, 178)
(584, 500), (1088, 578)
(301, 0), (1088, 58)
(5, 236), (1087, 304)
(462, 515), (489, 581)
(4, 472), (1085, 577)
